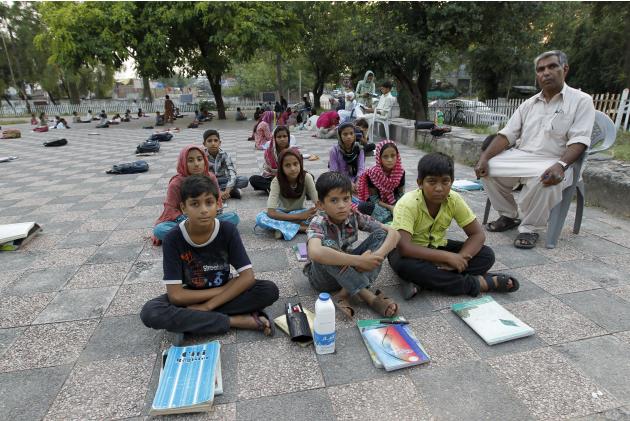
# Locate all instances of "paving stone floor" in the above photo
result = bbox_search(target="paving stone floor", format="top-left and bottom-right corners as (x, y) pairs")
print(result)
(1, 116), (630, 420)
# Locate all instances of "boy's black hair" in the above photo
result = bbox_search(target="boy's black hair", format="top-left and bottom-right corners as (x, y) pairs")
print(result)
(355, 118), (369, 129)
(237, 107), (241, 111)
(315, 171), (352, 200)
(417, 152), (454, 181)
(380, 80), (393, 89)
(202, 129), (220, 142)
(180, 174), (219, 203)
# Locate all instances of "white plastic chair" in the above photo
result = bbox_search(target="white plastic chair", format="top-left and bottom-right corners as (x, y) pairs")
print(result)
(482, 110), (617, 248)
(370, 100), (399, 141)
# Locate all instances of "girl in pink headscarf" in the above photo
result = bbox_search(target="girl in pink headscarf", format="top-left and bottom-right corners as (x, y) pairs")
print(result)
(249, 126), (292, 194)
(153, 145), (240, 243)
(356, 140), (406, 223)
(254, 110), (275, 150)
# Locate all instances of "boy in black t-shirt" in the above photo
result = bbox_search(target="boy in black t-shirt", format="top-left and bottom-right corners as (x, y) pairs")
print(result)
(140, 175), (279, 344)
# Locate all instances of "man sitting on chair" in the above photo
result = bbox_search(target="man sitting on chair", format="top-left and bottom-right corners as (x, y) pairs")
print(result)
(474, 50), (595, 249)
(362, 80), (396, 137)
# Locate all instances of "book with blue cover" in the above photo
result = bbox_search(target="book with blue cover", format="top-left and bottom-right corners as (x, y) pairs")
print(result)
(150, 341), (222, 416)
(451, 296), (534, 345)
(359, 321), (431, 371)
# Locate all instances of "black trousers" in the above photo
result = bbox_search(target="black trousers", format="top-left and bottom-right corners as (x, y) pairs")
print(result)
(249, 175), (272, 193)
(388, 240), (495, 296)
(140, 279), (279, 335)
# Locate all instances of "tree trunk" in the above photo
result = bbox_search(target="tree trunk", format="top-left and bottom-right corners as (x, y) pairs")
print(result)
(68, 80), (81, 105)
(275, 53), (284, 101)
(47, 90), (57, 105)
(391, 63), (430, 121)
(206, 70), (226, 120)
(142, 76), (153, 102)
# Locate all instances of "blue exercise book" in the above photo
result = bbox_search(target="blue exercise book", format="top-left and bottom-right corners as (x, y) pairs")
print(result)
(150, 341), (222, 416)
(360, 323), (431, 372)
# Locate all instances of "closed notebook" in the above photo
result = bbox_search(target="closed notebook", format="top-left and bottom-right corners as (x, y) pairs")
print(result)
(0, 222), (41, 250)
(150, 341), (222, 416)
(356, 317), (408, 368)
(293, 243), (308, 262)
(451, 296), (534, 345)
(360, 323), (430, 371)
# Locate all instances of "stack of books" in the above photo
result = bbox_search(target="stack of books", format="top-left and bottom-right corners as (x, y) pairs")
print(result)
(150, 341), (223, 416)
(357, 317), (431, 371)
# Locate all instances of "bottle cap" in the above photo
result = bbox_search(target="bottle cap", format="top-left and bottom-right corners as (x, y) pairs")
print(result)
(318, 292), (331, 301)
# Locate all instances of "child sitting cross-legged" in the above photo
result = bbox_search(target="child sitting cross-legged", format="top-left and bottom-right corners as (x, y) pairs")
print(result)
(249, 125), (292, 194)
(153, 145), (240, 244)
(388, 152), (519, 300)
(357, 140), (406, 224)
(304, 171), (401, 318)
(203, 129), (249, 200)
(329, 122), (365, 193)
(140, 175), (280, 344)
(255, 148), (318, 240)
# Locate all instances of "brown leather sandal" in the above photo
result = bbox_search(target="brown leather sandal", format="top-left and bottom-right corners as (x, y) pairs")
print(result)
(370, 289), (399, 317)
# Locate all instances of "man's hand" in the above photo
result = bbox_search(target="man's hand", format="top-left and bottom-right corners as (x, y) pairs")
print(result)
(474, 158), (489, 178)
(443, 252), (469, 273)
(355, 250), (383, 272)
(540, 163), (565, 187)
(221, 189), (231, 200)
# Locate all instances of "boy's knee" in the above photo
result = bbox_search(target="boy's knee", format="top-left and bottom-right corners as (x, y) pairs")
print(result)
(140, 301), (161, 329)
(478, 245), (496, 268)
(255, 280), (280, 305)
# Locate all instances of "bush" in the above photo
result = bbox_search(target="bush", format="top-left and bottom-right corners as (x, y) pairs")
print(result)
(612, 130), (630, 161)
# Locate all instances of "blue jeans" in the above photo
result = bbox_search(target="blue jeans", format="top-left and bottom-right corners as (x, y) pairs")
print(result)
(304, 229), (387, 296)
(216, 175), (249, 190)
(153, 212), (241, 241)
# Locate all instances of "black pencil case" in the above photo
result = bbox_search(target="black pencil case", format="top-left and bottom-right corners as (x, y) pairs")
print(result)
(285, 303), (312, 343)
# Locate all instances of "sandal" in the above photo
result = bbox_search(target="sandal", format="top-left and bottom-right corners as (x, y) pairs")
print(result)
(400, 279), (419, 300)
(514, 232), (539, 249)
(486, 215), (521, 232)
(370, 289), (399, 317)
(483, 272), (520, 293)
(252, 311), (275, 336)
(335, 297), (355, 319)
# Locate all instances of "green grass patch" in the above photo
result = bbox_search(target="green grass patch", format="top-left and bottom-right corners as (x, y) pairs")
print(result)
(0, 118), (29, 124)
(612, 130), (630, 161)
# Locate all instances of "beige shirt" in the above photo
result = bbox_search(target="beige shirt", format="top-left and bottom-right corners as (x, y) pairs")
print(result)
(267, 173), (317, 211)
(375, 92), (396, 118)
(498, 83), (595, 159)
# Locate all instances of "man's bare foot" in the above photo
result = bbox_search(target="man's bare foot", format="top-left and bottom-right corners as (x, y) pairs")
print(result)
(230, 313), (273, 336)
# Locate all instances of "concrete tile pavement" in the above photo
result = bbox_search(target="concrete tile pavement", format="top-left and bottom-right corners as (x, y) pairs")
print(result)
(0, 116), (629, 419)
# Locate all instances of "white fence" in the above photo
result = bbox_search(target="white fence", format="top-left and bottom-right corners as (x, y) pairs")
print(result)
(0, 98), (267, 118)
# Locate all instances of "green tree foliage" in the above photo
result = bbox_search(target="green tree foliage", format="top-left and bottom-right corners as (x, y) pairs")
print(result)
(545, 2), (630, 93)
(298, 2), (353, 111)
(468, 2), (546, 99)
(351, 2), (484, 120)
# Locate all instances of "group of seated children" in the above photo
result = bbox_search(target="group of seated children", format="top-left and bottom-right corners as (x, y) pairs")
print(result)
(141, 121), (520, 343)
(32, 113), (70, 131)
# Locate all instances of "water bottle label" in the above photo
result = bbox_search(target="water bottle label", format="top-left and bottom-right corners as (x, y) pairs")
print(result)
(314, 331), (336, 347)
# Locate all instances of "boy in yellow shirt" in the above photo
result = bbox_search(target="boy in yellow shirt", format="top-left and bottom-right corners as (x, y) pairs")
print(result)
(388, 153), (519, 299)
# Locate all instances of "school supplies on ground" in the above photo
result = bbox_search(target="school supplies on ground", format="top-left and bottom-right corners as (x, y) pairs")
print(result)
(43, 138), (68, 147)
(285, 302), (313, 344)
(0, 222), (41, 251)
(451, 296), (534, 345)
(451, 179), (484, 191)
(357, 318), (430, 371)
(106, 160), (149, 174)
(274, 307), (315, 347)
(150, 341), (222, 416)
(293, 243), (308, 262)
(0, 156), (18, 163)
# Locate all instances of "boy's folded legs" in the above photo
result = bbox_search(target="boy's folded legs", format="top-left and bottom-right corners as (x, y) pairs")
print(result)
(388, 241), (495, 297)
(140, 279), (279, 336)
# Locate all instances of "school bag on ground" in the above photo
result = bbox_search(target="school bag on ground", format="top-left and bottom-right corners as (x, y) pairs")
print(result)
(43, 138), (68, 147)
(1, 129), (21, 139)
(149, 132), (173, 142)
(136, 138), (160, 154)
(106, 160), (149, 174)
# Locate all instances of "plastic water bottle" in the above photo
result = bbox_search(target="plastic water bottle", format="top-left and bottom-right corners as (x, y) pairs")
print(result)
(437, 110), (444, 126)
(314, 293), (336, 354)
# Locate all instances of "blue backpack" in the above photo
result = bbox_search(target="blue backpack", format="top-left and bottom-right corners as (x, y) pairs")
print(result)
(149, 132), (173, 142)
